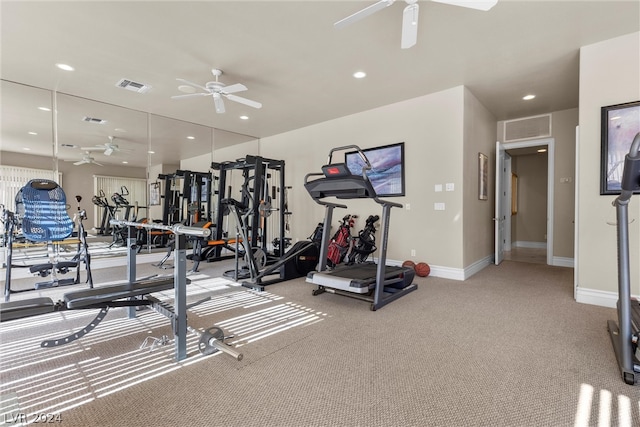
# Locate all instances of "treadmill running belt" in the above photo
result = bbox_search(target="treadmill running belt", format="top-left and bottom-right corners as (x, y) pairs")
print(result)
(326, 263), (404, 280)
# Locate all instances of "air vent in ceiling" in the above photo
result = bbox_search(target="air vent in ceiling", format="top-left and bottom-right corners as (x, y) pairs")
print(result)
(82, 116), (107, 124)
(116, 78), (151, 94)
(503, 114), (552, 142)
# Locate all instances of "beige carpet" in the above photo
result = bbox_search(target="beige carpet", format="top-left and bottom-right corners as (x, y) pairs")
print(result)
(1, 259), (638, 426)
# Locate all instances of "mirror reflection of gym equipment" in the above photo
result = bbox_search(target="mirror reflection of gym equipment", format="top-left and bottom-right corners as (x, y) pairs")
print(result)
(3, 180), (94, 302)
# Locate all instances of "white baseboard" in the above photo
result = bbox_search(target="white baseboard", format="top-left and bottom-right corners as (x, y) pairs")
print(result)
(552, 256), (574, 268)
(514, 241), (547, 249)
(388, 255), (492, 281)
(575, 287), (623, 308)
(463, 255), (493, 280)
(579, 288), (640, 309)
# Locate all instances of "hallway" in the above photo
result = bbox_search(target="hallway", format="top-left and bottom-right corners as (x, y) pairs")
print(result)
(503, 247), (547, 265)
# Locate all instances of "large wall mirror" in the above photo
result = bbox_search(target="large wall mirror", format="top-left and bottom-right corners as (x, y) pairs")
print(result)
(1, 79), (257, 230)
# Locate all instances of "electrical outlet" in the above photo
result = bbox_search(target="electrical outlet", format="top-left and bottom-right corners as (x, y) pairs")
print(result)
(434, 202), (445, 211)
(411, 249), (416, 257)
(446, 183), (454, 191)
(406, 203), (411, 210)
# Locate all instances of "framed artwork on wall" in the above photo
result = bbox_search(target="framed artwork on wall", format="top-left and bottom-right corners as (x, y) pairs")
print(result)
(600, 100), (640, 195)
(478, 152), (488, 200)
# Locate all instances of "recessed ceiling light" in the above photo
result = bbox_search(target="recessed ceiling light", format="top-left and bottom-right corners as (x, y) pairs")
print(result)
(353, 71), (367, 79)
(38, 106), (51, 112)
(122, 161), (128, 164)
(23, 147), (31, 151)
(28, 131), (38, 135)
(240, 115), (249, 120)
(148, 150), (155, 154)
(56, 63), (74, 71)
(186, 136), (195, 140)
(522, 94), (536, 100)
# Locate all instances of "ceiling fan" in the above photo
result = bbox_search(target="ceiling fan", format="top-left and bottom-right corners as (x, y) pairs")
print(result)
(171, 69), (262, 114)
(65, 152), (104, 167)
(334, 0), (498, 49)
(81, 136), (132, 156)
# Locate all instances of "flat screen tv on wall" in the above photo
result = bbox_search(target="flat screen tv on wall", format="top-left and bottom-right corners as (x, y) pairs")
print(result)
(345, 142), (405, 197)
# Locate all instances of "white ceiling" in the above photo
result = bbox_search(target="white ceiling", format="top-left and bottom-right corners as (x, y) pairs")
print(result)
(1, 0), (639, 168)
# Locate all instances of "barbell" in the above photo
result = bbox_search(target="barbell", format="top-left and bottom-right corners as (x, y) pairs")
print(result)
(109, 219), (211, 238)
(188, 326), (243, 361)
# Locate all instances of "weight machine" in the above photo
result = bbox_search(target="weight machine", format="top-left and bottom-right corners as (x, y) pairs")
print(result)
(158, 170), (213, 227)
(608, 131), (640, 386)
(204, 155), (288, 264)
(152, 170), (214, 267)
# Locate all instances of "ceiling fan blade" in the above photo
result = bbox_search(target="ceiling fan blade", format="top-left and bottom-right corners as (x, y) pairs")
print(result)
(176, 78), (209, 92)
(171, 93), (210, 99)
(401, 3), (419, 49)
(334, 0), (395, 29)
(93, 161), (104, 167)
(226, 94), (262, 109)
(213, 93), (226, 113)
(73, 160), (85, 166)
(222, 83), (247, 94)
(431, 0), (498, 11)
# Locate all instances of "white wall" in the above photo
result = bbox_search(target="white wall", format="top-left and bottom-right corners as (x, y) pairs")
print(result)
(258, 86), (470, 272)
(577, 31), (640, 306)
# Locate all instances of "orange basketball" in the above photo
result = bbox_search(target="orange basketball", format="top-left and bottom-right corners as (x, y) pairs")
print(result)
(415, 262), (430, 277)
(402, 260), (416, 269)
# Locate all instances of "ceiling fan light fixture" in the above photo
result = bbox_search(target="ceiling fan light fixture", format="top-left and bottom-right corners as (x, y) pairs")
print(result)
(178, 84), (196, 94)
(431, 0), (498, 12)
(353, 71), (367, 79)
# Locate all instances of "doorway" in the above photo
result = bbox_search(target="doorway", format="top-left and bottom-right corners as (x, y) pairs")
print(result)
(495, 138), (555, 265)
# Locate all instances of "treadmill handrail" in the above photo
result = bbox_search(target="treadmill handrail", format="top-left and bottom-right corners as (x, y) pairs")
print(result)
(326, 145), (371, 175)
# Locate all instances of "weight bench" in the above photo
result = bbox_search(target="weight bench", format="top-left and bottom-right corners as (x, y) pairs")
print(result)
(64, 277), (176, 309)
(0, 297), (59, 322)
(0, 277), (177, 322)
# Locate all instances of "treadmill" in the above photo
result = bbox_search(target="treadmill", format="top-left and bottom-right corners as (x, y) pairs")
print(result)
(304, 145), (417, 311)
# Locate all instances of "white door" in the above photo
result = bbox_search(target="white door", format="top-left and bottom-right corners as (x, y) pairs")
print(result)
(495, 141), (506, 265)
